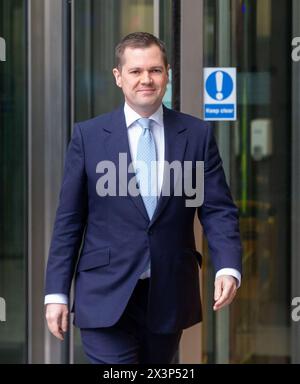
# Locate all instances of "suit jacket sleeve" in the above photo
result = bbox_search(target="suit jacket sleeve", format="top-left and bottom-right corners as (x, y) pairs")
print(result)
(197, 124), (242, 274)
(45, 123), (88, 295)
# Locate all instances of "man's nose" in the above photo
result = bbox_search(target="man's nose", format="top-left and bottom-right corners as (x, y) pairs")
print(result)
(141, 71), (152, 84)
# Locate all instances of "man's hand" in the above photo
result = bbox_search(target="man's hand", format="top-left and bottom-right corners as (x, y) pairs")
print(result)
(213, 275), (237, 311)
(45, 304), (69, 341)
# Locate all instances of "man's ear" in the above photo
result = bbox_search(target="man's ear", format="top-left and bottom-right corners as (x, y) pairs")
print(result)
(112, 68), (122, 88)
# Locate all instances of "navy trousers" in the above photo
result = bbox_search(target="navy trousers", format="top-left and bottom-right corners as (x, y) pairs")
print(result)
(80, 278), (182, 364)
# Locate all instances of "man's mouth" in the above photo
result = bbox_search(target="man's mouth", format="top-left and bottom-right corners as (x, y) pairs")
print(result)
(138, 89), (155, 93)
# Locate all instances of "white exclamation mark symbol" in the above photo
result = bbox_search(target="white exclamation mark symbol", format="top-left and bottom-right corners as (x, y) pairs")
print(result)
(216, 71), (223, 100)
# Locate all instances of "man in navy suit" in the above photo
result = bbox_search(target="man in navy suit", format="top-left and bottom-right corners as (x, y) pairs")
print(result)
(45, 32), (242, 364)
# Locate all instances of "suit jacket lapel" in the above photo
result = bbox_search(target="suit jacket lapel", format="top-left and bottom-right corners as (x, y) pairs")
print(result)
(103, 105), (149, 221)
(102, 105), (187, 226)
(149, 106), (188, 228)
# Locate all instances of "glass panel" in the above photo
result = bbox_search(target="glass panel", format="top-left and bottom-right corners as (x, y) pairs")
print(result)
(0, 0), (27, 363)
(159, 0), (172, 109)
(159, 0), (172, 64)
(203, 0), (291, 363)
(75, 0), (154, 123)
(230, 0), (291, 363)
(73, 0), (154, 363)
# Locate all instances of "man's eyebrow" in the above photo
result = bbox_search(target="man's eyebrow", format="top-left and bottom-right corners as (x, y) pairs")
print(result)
(128, 66), (164, 70)
(149, 66), (164, 70)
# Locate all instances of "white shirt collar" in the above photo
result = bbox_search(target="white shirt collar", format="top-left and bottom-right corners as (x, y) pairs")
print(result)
(124, 102), (164, 128)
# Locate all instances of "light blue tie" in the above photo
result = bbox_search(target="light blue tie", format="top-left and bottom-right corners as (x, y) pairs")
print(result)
(136, 118), (158, 220)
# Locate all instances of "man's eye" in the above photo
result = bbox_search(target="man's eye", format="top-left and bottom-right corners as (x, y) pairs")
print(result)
(152, 69), (162, 73)
(130, 71), (139, 74)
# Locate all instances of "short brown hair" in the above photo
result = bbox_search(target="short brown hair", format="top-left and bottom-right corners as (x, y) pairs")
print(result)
(115, 32), (168, 69)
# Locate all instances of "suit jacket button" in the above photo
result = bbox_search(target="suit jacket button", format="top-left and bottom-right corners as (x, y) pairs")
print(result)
(148, 229), (153, 235)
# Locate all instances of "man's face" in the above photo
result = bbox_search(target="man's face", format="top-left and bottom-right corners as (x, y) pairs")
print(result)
(113, 45), (169, 116)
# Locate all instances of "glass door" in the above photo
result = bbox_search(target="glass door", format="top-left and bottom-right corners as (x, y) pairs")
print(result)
(73, 0), (168, 363)
(0, 0), (27, 363)
(203, 0), (292, 363)
(74, 0), (155, 123)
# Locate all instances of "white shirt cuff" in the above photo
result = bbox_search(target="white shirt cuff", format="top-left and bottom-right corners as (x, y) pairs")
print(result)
(44, 294), (68, 305)
(215, 268), (241, 288)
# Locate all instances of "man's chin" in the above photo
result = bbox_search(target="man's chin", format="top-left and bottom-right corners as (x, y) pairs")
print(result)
(126, 98), (163, 113)
(138, 102), (161, 111)
(136, 98), (162, 107)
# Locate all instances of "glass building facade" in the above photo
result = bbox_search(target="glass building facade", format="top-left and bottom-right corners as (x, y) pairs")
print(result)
(0, 0), (27, 363)
(0, 0), (299, 364)
(202, 0), (292, 364)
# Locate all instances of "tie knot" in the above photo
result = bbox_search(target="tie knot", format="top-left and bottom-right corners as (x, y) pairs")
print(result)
(137, 118), (152, 130)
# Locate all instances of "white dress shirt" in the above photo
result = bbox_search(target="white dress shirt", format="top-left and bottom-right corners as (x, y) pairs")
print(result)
(45, 103), (241, 305)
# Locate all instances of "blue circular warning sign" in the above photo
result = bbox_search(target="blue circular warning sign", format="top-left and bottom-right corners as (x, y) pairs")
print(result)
(206, 70), (233, 101)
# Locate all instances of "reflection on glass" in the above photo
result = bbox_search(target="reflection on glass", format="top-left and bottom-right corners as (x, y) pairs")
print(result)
(0, 0), (27, 363)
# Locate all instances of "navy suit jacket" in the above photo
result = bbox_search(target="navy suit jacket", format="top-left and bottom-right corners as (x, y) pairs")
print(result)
(45, 104), (242, 334)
